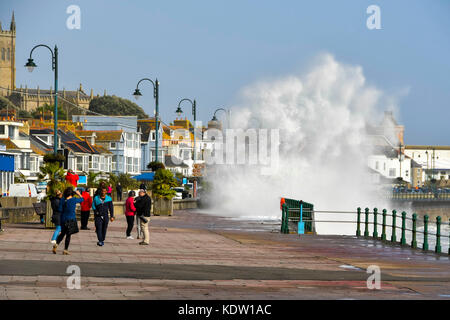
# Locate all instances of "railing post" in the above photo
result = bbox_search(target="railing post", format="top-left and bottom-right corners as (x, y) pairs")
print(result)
(356, 207), (361, 237)
(411, 213), (417, 249)
(423, 215), (429, 251)
(381, 209), (387, 241)
(391, 210), (397, 243)
(285, 206), (290, 234)
(401, 211), (407, 245)
(435, 216), (441, 254)
(373, 208), (378, 238)
(448, 218), (450, 255)
(281, 204), (285, 234)
(364, 207), (369, 237)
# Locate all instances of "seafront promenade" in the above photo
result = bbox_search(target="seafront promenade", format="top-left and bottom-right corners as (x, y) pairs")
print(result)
(0, 209), (449, 300)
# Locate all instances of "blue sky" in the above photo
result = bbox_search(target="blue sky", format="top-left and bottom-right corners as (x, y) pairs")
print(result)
(1, 0), (449, 145)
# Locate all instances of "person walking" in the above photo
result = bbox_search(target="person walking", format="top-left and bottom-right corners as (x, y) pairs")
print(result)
(125, 191), (136, 239)
(95, 181), (106, 197)
(50, 190), (63, 244)
(52, 187), (83, 255)
(139, 182), (146, 191)
(92, 186), (114, 246)
(116, 182), (123, 201)
(80, 188), (93, 230)
(134, 189), (151, 245)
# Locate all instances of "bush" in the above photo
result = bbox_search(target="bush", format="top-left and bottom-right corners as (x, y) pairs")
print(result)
(151, 169), (177, 199)
(43, 153), (66, 164)
(147, 161), (165, 172)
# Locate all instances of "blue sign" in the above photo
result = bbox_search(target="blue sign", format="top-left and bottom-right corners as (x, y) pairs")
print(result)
(0, 154), (14, 172)
(78, 175), (87, 184)
(182, 178), (187, 185)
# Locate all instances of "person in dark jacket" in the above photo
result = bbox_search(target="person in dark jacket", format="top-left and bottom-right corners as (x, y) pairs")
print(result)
(134, 189), (151, 245)
(92, 186), (114, 246)
(50, 190), (63, 244)
(116, 182), (123, 201)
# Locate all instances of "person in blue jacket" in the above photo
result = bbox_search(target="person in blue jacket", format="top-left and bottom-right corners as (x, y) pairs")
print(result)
(52, 187), (84, 255)
(92, 186), (114, 246)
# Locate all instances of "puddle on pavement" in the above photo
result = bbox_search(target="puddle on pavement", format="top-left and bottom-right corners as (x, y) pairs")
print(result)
(339, 265), (363, 271)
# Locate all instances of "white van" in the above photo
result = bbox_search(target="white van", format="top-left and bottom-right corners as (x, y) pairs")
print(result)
(8, 183), (41, 201)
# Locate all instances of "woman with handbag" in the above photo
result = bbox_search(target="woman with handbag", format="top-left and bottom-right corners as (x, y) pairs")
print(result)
(52, 187), (84, 255)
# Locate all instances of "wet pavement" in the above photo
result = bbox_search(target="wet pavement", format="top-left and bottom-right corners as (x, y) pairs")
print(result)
(0, 209), (449, 300)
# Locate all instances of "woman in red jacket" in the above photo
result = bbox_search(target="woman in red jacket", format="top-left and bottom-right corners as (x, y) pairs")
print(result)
(80, 188), (93, 230)
(125, 190), (136, 239)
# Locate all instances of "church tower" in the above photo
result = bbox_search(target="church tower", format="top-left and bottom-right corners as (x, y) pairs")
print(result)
(0, 12), (16, 95)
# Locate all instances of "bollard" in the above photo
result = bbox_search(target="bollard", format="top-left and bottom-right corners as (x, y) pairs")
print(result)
(411, 213), (417, 249)
(364, 208), (369, 237)
(423, 215), (429, 251)
(373, 208), (378, 238)
(401, 211), (407, 246)
(435, 216), (441, 254)
(391, 210), (397, 242)
(356, 207), (361, 237)
(381, 209), (387, 241)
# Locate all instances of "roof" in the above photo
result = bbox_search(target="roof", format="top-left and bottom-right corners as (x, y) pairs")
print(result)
(15, 88), (90, 100)
(0, 138), (19, 150)
(405, 145), (450, 151)
(76, 130), (123, 142)
(164, 155), (188, 168)
(137, 119), (157, 142)
(132, 172), (155, 181)
(29, 128), (110, 155)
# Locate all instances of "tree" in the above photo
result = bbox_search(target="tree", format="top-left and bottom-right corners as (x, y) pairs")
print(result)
(84, 171), (102, 188)
(31, 103), (67, 120)
(147, 161), (165, 172)
(151, 169), (177, 199)
(38, 162), (71, 197)
(89, 95), (149, 119)
(118, 173), (140, 190)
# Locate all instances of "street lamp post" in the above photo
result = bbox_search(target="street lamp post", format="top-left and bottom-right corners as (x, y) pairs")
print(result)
(176, 98), (197, 162)
(25, 44), (58, 155)
(133, 78), (159, 163)
(211, 108), (230, 129)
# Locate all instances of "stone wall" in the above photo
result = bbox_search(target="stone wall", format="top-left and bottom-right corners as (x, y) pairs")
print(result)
(173, 199), (198, 210)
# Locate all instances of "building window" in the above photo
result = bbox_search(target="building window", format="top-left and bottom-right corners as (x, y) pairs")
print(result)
(7, 48), (10, 61)
(405, 170), (409, 177)
(375, 161), (379, 170)
(112, 155), (117, 171)
(76, 156), (83, 171)
(126, 157), (133, 173)
(133, 158), (139, 173)
(0, 125), (5, 135)
(389, 168), (396, 177)
(110, 142), (116, 149)
(151, 131), (156, 141)
(1, 48), (5, 61)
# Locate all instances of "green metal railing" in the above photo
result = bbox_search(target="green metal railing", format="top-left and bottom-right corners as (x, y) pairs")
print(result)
(356, 207), (450, 255)
(281, 198), (314, 234)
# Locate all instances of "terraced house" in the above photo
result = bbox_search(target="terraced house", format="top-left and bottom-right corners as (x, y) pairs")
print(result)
(29, 127), (113, 176)
(73, 115), (141, 175)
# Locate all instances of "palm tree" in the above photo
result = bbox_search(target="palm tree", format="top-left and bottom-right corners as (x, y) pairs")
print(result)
(38, 162), (66, 196)
(84, 171), (102, 188)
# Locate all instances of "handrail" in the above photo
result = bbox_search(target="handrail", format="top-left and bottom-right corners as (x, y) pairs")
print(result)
(281, 202), (449, 255)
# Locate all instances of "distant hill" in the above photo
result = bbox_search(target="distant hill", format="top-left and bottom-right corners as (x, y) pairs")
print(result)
(89, 95), (149, 119)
